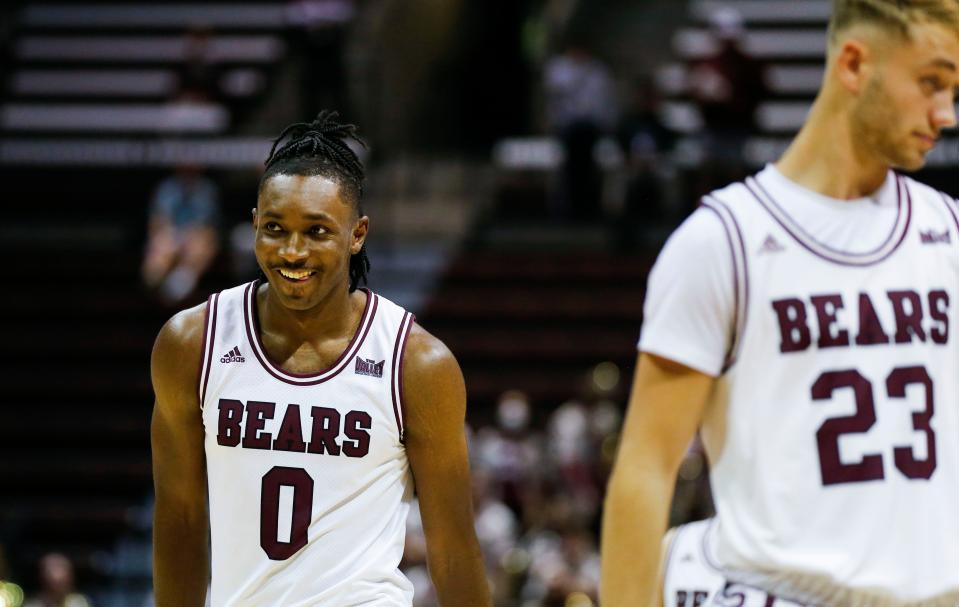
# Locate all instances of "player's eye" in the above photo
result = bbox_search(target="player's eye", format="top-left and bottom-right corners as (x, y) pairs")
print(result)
(265, 222), (283, 232)
(309, 225), (328, 235)
(921, 76), (943, 93)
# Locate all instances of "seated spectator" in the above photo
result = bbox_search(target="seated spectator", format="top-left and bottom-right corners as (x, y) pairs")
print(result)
(23, 553), (91, 607)
(142, 164), (221, 304)
(616, 76), (678, 247)
(543, 36), (618, 221)
(688, 7), (768, 194)
(177, 25), (223, 103)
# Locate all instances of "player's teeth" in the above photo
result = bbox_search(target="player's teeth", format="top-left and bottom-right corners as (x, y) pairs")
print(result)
(280, 269), (311, 279)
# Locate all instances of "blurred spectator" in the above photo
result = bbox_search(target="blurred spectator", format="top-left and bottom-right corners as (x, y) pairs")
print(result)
(615, 76), (678, 248)
(23, 554), (91, 607)
(401, 383), (705, 605)
(286, 0), (356, 118)
(520, 522), (599, 606)
(177, 26), (223, 103)
(141, 165), (221, 304)
(474, 390), (544, 523)
(543, 37), (617, 221)
(547, 400), (600, 524)
(688, 7), (768, 193)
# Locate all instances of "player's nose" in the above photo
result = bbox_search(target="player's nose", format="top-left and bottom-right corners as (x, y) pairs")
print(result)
(278, 232), (309, 261)
(932, 94), (958, 129)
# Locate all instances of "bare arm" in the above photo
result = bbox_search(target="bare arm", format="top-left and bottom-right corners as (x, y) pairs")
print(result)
(402, 324), (492, 607)
(600, 353), (715, 607)
(151, 304), (210, 607)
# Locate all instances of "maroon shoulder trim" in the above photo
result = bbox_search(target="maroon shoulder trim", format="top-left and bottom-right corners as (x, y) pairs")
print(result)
(700, 197), (749, 371)
(391, 312), (415, 443)
(937, 191), (959, 240)
(199, 292), (220, 407)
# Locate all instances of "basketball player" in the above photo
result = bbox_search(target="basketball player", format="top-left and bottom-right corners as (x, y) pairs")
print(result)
(602, 1), (959, 605)
(151, 112), (492, 607)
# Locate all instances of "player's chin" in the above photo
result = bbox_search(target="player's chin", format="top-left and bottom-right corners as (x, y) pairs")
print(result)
(268, 274), (318, 301)
(271, 284), (320, 310)
(894, 150), (929, 173)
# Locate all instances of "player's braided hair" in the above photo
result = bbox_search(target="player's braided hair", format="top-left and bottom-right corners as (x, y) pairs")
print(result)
(260, 110), (371, 292)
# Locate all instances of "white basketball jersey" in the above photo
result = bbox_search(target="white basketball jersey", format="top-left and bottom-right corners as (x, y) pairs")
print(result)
(663, 519), (725, 607)
(198, 281), (415, 607)
(701, 172), (959, 605)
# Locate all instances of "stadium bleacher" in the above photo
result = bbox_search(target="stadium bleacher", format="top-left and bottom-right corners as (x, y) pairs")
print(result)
(1, 3), (293, 603)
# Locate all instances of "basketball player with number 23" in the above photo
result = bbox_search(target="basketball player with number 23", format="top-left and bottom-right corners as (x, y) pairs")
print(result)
(150, 112), (492, 607)
(603, 1), (959, 606)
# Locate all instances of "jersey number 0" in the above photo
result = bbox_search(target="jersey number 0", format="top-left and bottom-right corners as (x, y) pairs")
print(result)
(260, 466), (314, 560)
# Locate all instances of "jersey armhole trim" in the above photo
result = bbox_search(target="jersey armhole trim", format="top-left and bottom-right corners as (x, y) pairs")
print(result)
(391, 311), (415, 444)
(198, 291), (220, 409)
(937, 191), (959, 240)
(700, 197), (749, 371)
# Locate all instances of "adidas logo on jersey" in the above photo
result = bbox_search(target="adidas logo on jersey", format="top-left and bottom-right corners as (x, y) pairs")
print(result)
(220, 346), (245, 363)
(758, 234), (785, 254)
(354, 357), (384, 378)
(920, 229), (951, 244)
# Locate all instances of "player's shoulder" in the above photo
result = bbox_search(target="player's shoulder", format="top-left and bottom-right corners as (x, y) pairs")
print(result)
(901, 173), (959, 209)
(152, 300), (208, 383)
(157, 301), (207, 349)
(672, 176), (757, 243)
(703, 178), (755, 207)
(403, 321), (460, 382)
(661, 199), (740, 260)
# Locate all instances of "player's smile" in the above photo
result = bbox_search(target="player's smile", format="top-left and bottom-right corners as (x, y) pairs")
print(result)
(915, 132), (939, 150)
(276, 267), (317, 282)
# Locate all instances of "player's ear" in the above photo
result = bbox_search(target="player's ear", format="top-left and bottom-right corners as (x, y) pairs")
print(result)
(252, 207), (258, 229)
(351, 216), (369, 255)
(835, 37), (872, 95)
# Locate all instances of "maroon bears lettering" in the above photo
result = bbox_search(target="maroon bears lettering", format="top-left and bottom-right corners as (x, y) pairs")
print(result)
(307, 407), (341, 456)
(243, 401), (276, 450)
(855, 293), (890, 345)
(771, 298), (811, 352)
(343, 411), (372, 458)
(810, 294), (850, 348)
(929, 290), (950, 344)
(773, 290), (950, 353)
(272, 404), (307, 453)
(217, 399), (244, 447)
(888, 290), (927, 343)
(216, 400), (375, 457)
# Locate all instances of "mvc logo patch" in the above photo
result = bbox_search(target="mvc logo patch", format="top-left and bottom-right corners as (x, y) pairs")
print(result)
(920, 229), (951, 244)
(354, 356), (385, 378)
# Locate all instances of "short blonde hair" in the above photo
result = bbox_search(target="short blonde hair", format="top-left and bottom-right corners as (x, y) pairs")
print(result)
(828, 0), (959, 43)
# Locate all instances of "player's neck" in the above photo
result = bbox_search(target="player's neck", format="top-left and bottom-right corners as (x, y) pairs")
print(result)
(257, 282), (361, 343)
(775, 97), (889, 200)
